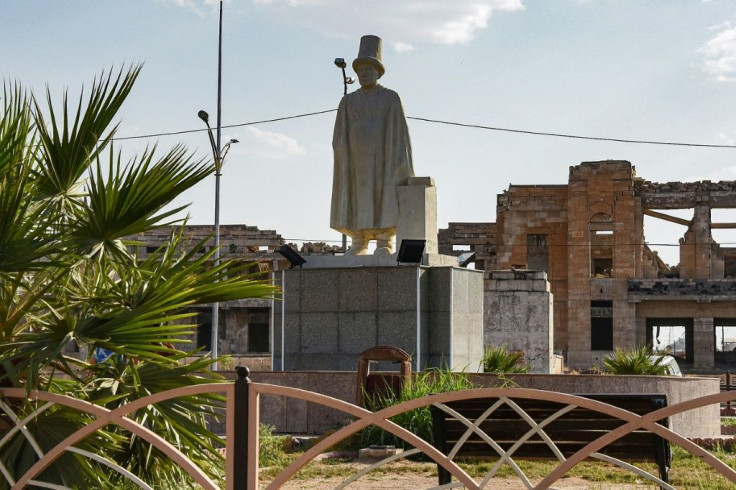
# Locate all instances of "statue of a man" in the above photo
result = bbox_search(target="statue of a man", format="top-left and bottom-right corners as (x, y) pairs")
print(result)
(330, 35), (415, 255)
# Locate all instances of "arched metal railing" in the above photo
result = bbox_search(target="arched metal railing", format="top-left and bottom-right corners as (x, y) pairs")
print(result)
(253, 384), (736, 490)
(2, 369), (736, 489)
(0, 383), (238, 490)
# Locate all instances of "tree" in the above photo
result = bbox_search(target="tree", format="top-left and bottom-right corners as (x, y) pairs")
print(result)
(0, 66), (278, 486)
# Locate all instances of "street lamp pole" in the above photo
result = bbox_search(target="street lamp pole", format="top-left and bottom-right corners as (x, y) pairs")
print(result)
(197, 0), (227, 371)
(333, 58), (354, 253)
(213, 0), (223, 372)
(198, 108), (238, 370)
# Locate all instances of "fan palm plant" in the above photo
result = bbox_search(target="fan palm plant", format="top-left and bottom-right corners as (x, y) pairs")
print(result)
(481, 345), (530, 374)
(603, 345), (669, 375)
(0, 66), (278, 487)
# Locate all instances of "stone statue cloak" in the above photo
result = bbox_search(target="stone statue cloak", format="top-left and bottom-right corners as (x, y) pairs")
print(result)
(330, 85), (414, 235)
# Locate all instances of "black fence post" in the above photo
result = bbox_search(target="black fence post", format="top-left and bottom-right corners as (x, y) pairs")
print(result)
(727, 370), (732, 414)
(233, 366), (250, 488)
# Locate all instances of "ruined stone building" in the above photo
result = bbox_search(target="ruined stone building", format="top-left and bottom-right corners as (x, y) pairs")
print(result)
(440, 160), (736, 370)
(128, 224), (286, 368)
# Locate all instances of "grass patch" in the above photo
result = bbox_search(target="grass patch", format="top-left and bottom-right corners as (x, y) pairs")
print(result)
(259, 443), (736, 488)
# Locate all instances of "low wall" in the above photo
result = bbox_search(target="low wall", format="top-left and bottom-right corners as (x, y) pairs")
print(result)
(477, 374), (720, 439)
(233, 372), (720, 438)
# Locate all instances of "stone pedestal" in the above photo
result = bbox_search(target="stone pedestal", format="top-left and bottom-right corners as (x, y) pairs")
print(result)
(485, 270), (555, 373)
(272, 264), (484, 372)
(397, 176), (438, 254)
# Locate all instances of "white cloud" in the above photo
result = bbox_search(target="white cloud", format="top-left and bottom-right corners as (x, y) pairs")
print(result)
(708, 20), (731, 31)
(239, 127), (307, 160)
(164, 0), (229, 16)
(392, 42), (415, 53)
(718, 131), (736, 146)
(689, 165), (736, 182)
(427, 4), (493, 44)
(249, 0), (525, 47)
(708, 166), (736, 181)
(168, 0), (524, 46)
(699, 26), (736, 82)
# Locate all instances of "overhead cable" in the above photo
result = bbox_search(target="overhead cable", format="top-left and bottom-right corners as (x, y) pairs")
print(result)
(110, 109), (736, 149)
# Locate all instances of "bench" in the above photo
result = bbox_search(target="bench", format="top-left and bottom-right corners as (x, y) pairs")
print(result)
(430, 393), (671, 485)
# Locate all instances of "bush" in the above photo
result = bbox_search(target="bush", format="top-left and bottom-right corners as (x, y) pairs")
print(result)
(361, 368), (475, 450)
(603, 346), (669, 375)
(481, 346), (530, 373)
(259, 424), (290, 468)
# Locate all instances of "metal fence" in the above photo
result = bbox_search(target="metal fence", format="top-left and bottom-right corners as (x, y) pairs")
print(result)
(3, 367), (736, 489)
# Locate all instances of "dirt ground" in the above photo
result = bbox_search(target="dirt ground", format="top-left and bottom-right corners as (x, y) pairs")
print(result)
(259, 458), (653, 489)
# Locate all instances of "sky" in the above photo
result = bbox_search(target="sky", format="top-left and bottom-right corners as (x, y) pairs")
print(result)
(3, 0), (736, 266)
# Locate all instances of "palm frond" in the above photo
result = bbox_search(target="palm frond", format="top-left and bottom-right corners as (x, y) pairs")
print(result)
(70, 143), (212, 259)
(0, 83), (61, 274)
(32, 65), (141, 205)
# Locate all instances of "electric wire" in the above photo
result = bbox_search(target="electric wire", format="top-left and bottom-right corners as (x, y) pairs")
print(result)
(110, 109), (736, 149)
(282, 238), (736, 247)
(110, 109), (338, 141)
(407, 116), (736, 148)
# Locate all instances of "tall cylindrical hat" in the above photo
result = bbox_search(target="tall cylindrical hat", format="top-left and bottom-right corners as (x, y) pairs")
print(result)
(352, 35), (385, 78)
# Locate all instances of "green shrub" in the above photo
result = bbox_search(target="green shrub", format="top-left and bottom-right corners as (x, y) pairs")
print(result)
(360, 368), (475, 450)
(481, 346), (530, 373)
(259, 424), (290, 468)
(603, 346), (669, 375)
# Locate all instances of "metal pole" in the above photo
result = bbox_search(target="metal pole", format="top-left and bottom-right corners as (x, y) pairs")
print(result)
(339, 64), (348, 252)
(233, 366), (251, 488)
(211, 0), (224, 371)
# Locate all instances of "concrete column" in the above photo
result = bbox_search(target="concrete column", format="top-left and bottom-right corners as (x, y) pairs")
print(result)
(612, 297), (636, 348)
(485, 270), (554, 373)
(693, 201), (712, 278)
(634, 316), (647, 346)
(693, 317), (715, 369)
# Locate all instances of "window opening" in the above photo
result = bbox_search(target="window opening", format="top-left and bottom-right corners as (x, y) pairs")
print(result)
(590, 300), (613, 350)
(647, 318), (693, 364)
(526, 234), (548, 272)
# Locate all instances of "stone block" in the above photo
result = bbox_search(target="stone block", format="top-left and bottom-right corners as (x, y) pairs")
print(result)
(378, 311), (418, 355)
(377, 268), (418, 311)
(283, 271), (302, 313)
(301, 313), (339, 354)
(338, 269), (378, 311)
(429, 268), (452, 312)
(338, 312), (378, 354)
(336, 353), (362, 371)
(301, 271), (339, 312)
(359, 447), (403, 463)
(467, 275), (484, 313)
(258, 393), (287, 431)
(283, 316), (301, 355)
(429, 311), (450, 353)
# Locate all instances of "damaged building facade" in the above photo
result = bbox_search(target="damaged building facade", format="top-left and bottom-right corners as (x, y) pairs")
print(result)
(129, 224), (286, 369)
(440, 160), (736, 370)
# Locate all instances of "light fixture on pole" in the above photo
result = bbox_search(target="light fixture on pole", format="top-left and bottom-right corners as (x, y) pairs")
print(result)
(197, 0), (238, 371)
(334, 57), (355, 96)
(198, 107), (238, 371)
(334, 57), (354, 253)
